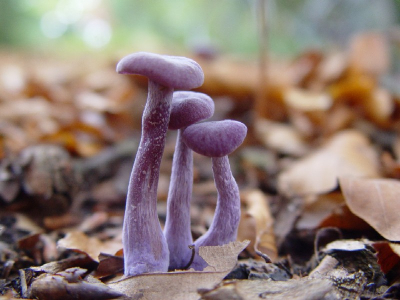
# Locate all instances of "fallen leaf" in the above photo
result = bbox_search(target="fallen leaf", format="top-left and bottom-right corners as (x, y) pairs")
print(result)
(349, 32), (389, 77)
(200, 240), (250, 272)
(363, 88), (394, 125)
(296, 192), (345, 230)
(94, 253), (124, 279)
(329, 72), (375, 106)
(238, 190), (277, 261)
(31, 254), (97, 275)
(373, 242), (400, 274)
(28, 271), (122, 300)
(278, 130), (381, 196)
(316, 52), (347, 84)
(289, 50), (324, 87)
(255, 118), (308, 156)
(323, 104), (355, 135)
(295, 192), (370, 231)
(57, 231), (122, 262)
(107, 240), (249, 300)
(318, 203), (371, 231)
(284, 88), (332, 111)
(339, 177), (400, 241)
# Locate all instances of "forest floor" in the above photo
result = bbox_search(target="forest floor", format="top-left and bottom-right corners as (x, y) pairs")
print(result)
(1, 31), (400, 299)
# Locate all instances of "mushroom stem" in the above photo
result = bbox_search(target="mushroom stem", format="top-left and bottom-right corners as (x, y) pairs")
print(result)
(192, 156), (241, 270)
(164, 129), (194, 270)
(123, 80), (172, 276)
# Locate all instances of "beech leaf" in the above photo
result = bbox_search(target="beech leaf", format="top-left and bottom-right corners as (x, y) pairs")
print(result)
(339, 177), (400, 241)
(57, 231), (122, 262)
(107, 240), (249, 300)
(278, 130), (380, 196)
(238, 190), (277, 261)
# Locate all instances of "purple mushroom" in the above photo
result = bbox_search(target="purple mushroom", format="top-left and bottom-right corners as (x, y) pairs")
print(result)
(182, 120), (247, 270)
(116, 52), (204, 276)
(164, 91), (214, 270)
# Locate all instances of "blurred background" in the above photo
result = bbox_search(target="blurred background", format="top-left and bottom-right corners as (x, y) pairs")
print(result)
(0, 0), (399, 58)
(0, 0), (399, 158)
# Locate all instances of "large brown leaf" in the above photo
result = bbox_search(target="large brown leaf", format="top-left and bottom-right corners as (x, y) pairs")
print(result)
(339, 177), (400, 241)
(278, 130), (381, 196)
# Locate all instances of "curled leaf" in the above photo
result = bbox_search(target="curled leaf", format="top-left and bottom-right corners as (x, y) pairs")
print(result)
(339, 177), (400, 241)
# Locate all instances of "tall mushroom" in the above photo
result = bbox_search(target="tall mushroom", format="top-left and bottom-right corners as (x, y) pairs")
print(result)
(182, 120), (247, 270)
(164, 91), (214, 270)
(116, 52), (204, 276)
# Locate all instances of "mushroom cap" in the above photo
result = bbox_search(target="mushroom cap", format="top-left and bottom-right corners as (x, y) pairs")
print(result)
(116, 52), (204, 90)
(169, 91), (215, 130)
(182, 120), (247, 157)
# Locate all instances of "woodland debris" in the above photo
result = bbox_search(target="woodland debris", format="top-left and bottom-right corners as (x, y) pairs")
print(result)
(107, 241), (249, 300)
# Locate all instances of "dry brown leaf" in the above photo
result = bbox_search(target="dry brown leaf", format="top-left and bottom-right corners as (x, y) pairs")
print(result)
(41, 122), (105, 157)
(318, 203), (371, 231)
(329, 72), (375, 105)
(364, 87), (394, 125)
(8, 213), (44, 234)
(296, 192), (370, 231)
(381, 151), (400, 179)
(238, 190), (277, 261)
(289, 50), (324, 87)
(278, 130), (381, 196)
(57, 231), (122, 262)
(373, 242), (400, 274)
(339, 177), (400, 241)
(255, 118), (308, 156)
(296, 192), (344, 230)
(323, 104), (355, 135)
(284, 88), (332, 111)
(31, 254), (96, 275)
(196, 57), (257, 99)
(316, 52), (348, 84)
(348, 32), (389, 77)
(107, 240), (249, 300)
(94, 253), (124, 279)
(284, 88), (333, 137)
(28, 272), (122, 300)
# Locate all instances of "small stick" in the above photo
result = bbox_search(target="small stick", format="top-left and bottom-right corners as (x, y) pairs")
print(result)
(183, 245), (196, 270)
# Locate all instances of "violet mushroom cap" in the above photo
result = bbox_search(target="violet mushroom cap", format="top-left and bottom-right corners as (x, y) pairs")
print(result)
(117, 52), (204, 276)
(182, 120), (247, 158)
(169, 91), (214, 130)
(182, 120), (247, 270)
(117, 52), (204, 90)
(164, 91), (214, 270)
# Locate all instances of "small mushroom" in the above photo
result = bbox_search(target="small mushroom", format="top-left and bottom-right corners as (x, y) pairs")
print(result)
(116, 52), (204, 276)
(164, 91), (214, 270)
(182, 120), (247, 270)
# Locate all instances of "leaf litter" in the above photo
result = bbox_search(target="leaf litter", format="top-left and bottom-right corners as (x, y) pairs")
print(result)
(1, 30), (400, 299)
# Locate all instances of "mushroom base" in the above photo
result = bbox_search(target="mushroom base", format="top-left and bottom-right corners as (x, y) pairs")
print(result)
(191, 156), (241, 270)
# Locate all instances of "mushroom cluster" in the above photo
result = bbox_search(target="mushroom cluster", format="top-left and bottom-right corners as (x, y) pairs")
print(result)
(116, 52), (247, 276)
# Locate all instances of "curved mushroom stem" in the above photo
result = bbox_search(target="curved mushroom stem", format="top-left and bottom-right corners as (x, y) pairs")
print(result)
(164, 129), (194, 270)
(123, 81), (172, 276)
(192, 156), (241, 270)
